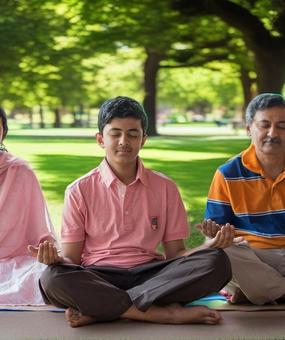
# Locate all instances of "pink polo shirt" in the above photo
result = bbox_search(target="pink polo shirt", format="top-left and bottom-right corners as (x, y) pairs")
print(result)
(61, 158), (189, 268)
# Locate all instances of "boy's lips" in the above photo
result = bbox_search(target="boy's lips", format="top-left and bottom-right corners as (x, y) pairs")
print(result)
(116, 148), (132, 153)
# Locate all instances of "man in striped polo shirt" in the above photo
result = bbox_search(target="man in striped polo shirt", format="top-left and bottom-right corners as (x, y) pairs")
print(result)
(202, 93), (285, 305)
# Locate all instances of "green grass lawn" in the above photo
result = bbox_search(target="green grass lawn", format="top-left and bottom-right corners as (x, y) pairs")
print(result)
(5, 127), (250, 248)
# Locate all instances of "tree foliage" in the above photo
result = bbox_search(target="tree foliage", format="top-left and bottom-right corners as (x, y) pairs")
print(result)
(172, 0), (285, 93)
(0, 0), (284, 132)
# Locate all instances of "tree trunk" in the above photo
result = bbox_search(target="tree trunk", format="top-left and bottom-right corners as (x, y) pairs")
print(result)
(72, 104), (84, 127)
(143, 51), (163, 136)
(86, 108), (91, 128)
(28, 109), (33, 128)
(172, 0), (285, 95)
(255, 50), (285, 94)
(78, 103), (84, 126)
(240, 67), (255, 112)
(53, 107), (61, 128)
(39, 104), (45, 128)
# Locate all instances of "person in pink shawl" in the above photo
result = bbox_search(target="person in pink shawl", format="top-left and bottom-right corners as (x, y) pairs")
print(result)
(0, 107), (56, 305)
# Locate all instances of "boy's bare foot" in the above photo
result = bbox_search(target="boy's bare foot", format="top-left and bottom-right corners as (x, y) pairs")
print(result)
(65, 304), (221, 327)
(65, 308), (96, 328)
(121, 304), (222, 325)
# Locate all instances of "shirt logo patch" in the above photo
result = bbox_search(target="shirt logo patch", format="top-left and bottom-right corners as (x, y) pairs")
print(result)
(151, 216), (158, 231)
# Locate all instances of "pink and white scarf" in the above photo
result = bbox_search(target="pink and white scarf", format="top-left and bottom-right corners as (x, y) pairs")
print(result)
(0, 152), (56, 305)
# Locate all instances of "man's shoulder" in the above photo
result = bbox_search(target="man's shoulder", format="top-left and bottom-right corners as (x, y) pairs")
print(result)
(218, 151), (260, 180)
(219, 154), (242, 175)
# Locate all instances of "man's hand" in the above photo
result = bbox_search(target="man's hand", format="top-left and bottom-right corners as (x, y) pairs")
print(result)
(204, 223), (244, 249)
(196, 219), (221, 238)
(28, 240), (63, 265)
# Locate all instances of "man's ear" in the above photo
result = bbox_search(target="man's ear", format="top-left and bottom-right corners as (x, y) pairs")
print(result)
(96, 132), (104, 148)
(246, 124), (251, 137)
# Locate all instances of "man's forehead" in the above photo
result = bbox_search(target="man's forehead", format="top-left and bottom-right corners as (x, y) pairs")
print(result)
(254, 107), (285, 120)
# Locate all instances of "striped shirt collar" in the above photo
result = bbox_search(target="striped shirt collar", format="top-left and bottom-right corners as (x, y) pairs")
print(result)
(242, 144), (285, 181)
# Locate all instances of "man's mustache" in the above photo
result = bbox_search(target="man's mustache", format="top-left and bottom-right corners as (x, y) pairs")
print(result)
(263, 137), (281, 144)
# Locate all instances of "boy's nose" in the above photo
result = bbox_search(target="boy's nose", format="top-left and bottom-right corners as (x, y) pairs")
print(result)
(119, 134), (130, 145)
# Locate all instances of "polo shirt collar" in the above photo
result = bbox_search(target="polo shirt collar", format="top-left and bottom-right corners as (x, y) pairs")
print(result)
(99, 157), (149, 187)
(136, 158), (148, 187)
(242, 144), (263, 175)
(242, 144), (285, 181)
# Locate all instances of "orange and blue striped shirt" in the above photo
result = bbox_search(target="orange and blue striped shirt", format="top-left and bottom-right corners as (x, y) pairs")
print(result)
(205, 144), (285, 248)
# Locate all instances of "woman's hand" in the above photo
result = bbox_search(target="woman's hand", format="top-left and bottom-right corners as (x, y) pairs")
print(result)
(28, 240), (63, 265)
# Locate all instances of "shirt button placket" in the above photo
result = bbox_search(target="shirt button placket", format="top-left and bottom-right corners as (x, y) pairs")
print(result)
(123, 190), (133, 230)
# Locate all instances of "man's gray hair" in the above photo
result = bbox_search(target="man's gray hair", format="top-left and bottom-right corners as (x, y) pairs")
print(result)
(245, 93), (285, 124)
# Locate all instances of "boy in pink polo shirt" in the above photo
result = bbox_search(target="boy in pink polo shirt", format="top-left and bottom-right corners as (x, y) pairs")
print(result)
(31, 96), (234, 327)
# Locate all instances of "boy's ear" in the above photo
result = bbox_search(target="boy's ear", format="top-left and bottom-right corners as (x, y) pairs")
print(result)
(141, 134), (147, 148)
(96, 132), (104, 148)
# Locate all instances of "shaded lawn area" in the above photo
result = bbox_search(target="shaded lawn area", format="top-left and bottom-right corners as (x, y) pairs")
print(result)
(6, 133), (250, 247)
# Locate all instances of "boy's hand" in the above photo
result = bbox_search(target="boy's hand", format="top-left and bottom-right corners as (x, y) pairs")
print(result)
(28, 240), (63, 265)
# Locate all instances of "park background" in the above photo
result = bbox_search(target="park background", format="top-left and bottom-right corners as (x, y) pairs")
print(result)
(2, 0), (285, 246)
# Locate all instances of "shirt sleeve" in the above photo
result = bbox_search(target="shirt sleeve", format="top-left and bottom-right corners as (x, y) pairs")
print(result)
(61, 184), (86, 243)
(163, 180), (189, 242)
(205, 169), (236, 224)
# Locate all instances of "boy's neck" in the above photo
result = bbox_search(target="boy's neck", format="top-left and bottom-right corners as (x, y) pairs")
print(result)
(106, 158), (138, 185)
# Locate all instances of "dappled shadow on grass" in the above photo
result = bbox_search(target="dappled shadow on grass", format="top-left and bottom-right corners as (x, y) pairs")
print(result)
(33, 154), (102, 201)
(145, 136), (249, 154)
(7, 135), (94, 143)
(8, 135), (250, 154)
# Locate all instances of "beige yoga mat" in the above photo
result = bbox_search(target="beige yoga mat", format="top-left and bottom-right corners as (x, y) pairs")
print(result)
(2, 300), (285, 312)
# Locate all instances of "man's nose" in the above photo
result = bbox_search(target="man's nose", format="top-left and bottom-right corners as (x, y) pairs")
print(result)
(267, 125), (278, 137)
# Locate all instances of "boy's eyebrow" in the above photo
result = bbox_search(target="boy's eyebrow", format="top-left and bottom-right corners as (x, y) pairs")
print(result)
(109, 128), (140, 132)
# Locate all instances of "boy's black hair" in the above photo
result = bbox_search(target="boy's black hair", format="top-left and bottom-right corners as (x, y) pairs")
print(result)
(98, 96), (148, 134)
